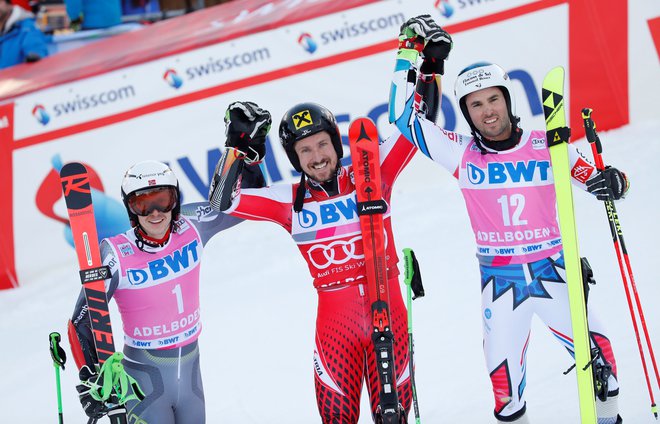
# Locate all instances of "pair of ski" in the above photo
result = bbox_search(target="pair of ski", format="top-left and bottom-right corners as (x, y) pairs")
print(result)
(349, 118), (402, 423)
(59, 164), (135, 424)
(349, 118), (426, 424)
(545, 68), (659, 422)
(542, 67), (598, 423)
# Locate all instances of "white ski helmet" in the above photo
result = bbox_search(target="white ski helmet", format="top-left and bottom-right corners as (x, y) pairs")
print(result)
(454, 62), (516, 132)
(120, 160), (180, 226)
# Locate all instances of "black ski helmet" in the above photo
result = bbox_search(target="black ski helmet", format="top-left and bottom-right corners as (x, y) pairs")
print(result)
(278, 102), (343, 172)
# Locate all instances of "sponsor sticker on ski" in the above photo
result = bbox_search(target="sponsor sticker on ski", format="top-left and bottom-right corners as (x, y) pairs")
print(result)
(79, 265), (111, 284)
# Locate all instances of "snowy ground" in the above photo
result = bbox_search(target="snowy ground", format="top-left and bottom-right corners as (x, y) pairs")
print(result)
(1, 120), (659, 423)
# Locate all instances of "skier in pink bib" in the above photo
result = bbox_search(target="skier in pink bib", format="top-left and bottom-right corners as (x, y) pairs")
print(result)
(390, 15), (628, 424)
(68, 160), (264, 423)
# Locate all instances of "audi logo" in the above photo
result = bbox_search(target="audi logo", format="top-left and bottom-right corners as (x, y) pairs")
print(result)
(306, 233), (389, 269)
(308, 235), (364, 269)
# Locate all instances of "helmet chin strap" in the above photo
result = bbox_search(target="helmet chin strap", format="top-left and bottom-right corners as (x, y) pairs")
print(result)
(307, 164), (341, 193)
(134, 225), (172, 252)
(293, 164), (342, 213)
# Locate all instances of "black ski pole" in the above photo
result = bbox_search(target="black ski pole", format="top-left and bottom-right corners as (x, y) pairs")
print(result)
(403, 248), (425, 424)
(583, 108), (659, 418)
(49, 332), (67, 424)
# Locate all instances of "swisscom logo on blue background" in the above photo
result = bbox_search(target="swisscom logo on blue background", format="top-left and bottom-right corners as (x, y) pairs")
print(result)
(163, 69), (184, 89)
(32, 104), (50, 126)
(435, 0), (454, 18)
(298, 32), (317, 54)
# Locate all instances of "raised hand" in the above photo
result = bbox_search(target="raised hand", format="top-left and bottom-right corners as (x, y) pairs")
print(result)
(224, 101), (272, 164)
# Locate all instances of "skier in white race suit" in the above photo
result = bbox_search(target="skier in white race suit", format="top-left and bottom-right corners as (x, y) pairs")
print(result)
(390, 15), (627, 424)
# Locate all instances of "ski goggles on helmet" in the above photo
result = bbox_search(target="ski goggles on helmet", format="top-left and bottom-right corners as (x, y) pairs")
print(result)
(127, 186), (177, 216)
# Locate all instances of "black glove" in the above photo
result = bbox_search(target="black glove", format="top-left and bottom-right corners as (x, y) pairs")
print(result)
(420, 40), (452, 75)
(76, 365), (113, 419)
(224, 101), (272, 164)
(586, 166), (629, 201)
(400, 15), (452, 74)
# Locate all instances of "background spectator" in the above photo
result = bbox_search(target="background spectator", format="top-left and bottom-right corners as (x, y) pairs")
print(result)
(0, 0), (48, 68)
(65, 0), (121, 30)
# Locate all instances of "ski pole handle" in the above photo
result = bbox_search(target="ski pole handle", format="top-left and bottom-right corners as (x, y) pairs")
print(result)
(49, 332), (66, 424)
(403, 248), (425, 300)
(581, 108), (606, 171)
(49, 332), (67, 370)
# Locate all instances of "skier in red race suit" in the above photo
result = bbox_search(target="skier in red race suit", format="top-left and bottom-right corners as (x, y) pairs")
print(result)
(207, 101), (442, 423)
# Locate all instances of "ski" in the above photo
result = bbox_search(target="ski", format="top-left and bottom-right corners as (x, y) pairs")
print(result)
(349, 118), (403, 424)
(60, 162), (128, 424)
(542, 67), (597, 423)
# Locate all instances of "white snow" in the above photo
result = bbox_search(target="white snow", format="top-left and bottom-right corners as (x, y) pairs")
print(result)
(1, 120), (659, 423)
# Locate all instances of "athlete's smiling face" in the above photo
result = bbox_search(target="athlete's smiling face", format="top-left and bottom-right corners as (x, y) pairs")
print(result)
(294, 131), (338, 183)
(465, 86), (512, 141)
(137, 210), (172, 239)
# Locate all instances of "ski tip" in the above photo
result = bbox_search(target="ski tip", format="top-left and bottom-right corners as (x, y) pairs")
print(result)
(548, 65), (565, 75)
(348, 117), (378, 144)
(60, 161), (88, 178)
(542, 66), (564, 87)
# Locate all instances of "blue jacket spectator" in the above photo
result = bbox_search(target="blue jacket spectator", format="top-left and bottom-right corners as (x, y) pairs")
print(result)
(0, 0), (48, 69)
(66, 0), (121, 30)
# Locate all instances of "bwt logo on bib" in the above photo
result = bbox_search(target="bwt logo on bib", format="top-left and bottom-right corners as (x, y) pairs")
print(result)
(298, 198), (358, 229)
(127, 240), (199, 285)
(466, 160), (550, 185)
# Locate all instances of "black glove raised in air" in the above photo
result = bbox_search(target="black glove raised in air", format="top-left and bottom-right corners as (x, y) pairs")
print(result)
(400, 14), (452, 74)
(224, 101), (272, 164)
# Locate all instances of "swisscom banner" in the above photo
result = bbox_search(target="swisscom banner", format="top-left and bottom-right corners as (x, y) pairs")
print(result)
(1, 0), (634, 288)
